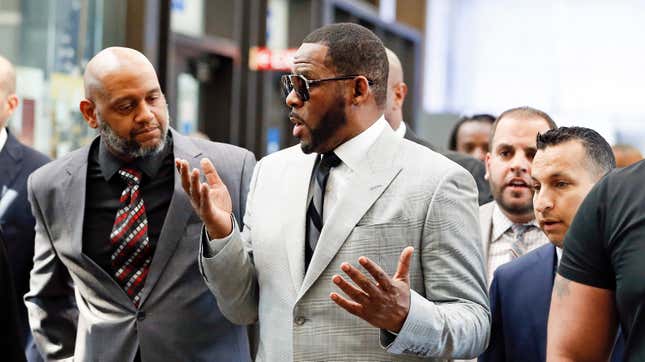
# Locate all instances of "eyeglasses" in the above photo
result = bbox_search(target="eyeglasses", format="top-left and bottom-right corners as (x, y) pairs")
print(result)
(280, 74), (373, 101)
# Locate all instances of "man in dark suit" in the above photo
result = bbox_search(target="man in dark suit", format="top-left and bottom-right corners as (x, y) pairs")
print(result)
(25, 47), (254, 361)
(480, 127), (622, 362)
(383, 48), (492, 205)
(0, 55), (50, 362)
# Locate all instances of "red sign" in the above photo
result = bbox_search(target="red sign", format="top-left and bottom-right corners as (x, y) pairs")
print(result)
(249, 47), (297, 71)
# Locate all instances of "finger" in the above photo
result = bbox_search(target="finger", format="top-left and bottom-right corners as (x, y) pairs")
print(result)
(201, 158), (224, 187)
(199, 182), (215, 218)
(330, 292), (363, 317)
(340, 263), (379, 297)
(332, 275), (369, 304)
(189, 168), (203, 206)
(358, 256), (392, 291)
(393, 247), (414, 282)
(176, 159), (191, 193)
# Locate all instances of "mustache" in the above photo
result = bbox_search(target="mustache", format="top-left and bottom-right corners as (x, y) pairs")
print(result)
(289, 112), (305, 123)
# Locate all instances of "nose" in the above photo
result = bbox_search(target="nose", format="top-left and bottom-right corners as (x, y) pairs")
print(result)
(285, 88), (304, 109)
(534, 188), (553, 214)
(134, 100), (155, 123)
(509, 152), (530, 174)
(473, 148), (486, 162)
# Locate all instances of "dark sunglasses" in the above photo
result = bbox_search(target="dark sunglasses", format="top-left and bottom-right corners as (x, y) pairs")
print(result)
(280, 74), (373, 101)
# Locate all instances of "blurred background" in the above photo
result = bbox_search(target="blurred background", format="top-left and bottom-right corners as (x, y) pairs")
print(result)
(1, 0), (645, 159)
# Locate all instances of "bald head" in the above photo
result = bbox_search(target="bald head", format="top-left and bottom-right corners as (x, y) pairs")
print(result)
(384, 48), (408, 129)
(385, 48), (404, 86)
(84, 47), (158, 101)
(0, 55), (16, 97)
(0, 56), (18, 128)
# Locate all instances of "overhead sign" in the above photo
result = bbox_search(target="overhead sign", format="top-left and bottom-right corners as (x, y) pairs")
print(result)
(249, 47), (297, 71)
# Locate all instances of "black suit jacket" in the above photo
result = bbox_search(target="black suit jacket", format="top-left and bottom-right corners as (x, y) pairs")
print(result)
(0, 226), (26, 362)
(404, 127), (492, 205)
(0, 129), (50, 344)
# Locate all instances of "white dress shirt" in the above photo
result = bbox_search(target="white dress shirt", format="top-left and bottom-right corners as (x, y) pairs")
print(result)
(0, 127), (8, 153)
(487, 203), (549, 283)
(317, 115), (387, 223)
(393, 121), (406, 139)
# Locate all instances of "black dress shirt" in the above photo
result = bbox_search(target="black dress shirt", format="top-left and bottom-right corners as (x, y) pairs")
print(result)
(82, 135), (174, 276)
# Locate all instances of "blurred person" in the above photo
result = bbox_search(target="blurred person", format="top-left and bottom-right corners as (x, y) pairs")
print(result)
(0, 55), (49, 362)
(480, 106), (556, 283)
(0, 226), (27, 362)
(547, 159), (645, 357)
(612, 143), (643, 168)
(384, 48), (492, 205)
(449, 114), (495, 162)
(480, 126), (622, 362)
(180, 23), (490, 361)
(25, 47), (255, 362)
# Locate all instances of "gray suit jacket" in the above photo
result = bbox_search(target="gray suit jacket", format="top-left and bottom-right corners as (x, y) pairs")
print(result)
(25, 130), (255, 361)
(479, 201), (496, 263)
(200, 126), (490, 361)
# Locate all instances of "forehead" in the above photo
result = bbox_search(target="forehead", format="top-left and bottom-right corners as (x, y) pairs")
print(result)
(532, 141), (589, 180)
(99, 66), (160, 100)
(459, 121), (491, 137)
(292, 43), (331, 75)
(493, 116), (552, 147)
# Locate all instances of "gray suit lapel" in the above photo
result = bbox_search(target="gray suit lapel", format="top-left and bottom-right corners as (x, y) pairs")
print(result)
(139, 130), (201, 306)
(62, 141), (134, 309)
(284, 152), (317, 293)
(297, 127), (403, 300)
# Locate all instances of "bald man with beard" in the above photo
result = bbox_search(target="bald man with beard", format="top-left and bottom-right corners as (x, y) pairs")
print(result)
(25, 47), (255, 362)
(383, 49), (492, 205)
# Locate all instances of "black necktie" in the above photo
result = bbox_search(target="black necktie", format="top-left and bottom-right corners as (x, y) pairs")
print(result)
(305, 152), (341, 268)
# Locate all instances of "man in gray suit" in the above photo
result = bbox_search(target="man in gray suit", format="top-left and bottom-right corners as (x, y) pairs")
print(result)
(25, 47), (254, 361)
(479, 106), (556, 283)
(179, 23), (489, 361)
(383, 48), (492, 205)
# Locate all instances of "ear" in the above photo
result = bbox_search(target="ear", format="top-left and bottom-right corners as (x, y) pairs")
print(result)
(351, 76), (371, 105)
(394, 82), (408, 108)
(484, 152), (492, 180)
(79, 99), (98, 129)
(5, 94), (19, 115)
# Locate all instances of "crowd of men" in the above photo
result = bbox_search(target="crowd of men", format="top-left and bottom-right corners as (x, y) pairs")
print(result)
(0, 22), (642, 362)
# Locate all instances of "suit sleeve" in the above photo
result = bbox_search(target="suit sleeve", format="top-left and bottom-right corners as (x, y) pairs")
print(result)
(24, 174), (78, 361)
(381, 166), (491, 358)
(199, 158), (261, 325)
(479, 273), (505, 362)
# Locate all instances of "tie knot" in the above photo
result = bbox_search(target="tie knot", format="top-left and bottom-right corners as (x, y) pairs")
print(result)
(511, 223), (532, 237)
(118, 167), (142, 186)
(320, 152), (341, 169)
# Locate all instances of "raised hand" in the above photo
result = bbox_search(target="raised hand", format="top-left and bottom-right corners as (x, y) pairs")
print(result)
(176, 158), (233, 238)
(330, 246), (414, 333)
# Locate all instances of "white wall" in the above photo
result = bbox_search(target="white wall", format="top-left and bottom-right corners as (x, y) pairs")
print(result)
(424, 0), (645, 146)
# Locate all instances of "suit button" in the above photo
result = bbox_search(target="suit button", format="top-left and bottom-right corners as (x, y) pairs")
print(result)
(294, 316), (305, 325)
(137, 311), (146, 321)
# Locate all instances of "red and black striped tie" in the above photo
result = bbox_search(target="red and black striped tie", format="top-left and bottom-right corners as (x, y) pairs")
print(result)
(110, 167), (154, 307)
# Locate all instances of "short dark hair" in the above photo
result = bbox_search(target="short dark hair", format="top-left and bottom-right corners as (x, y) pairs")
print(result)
(489, 106), (557, 150)
(448, 114), (496, 150)
(302, 23), (388, 107)
(536, 126), (616, 178)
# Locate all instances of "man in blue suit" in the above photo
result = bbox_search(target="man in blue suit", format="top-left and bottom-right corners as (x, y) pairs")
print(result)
(480, 126), (622, 362)
(0, 55), (50, 361)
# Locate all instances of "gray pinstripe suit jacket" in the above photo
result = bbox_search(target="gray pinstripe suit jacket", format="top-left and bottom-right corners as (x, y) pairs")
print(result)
(200, 125), (491, 361)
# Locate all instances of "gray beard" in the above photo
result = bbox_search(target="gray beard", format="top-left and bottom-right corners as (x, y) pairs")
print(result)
(96, 110), (169, 159)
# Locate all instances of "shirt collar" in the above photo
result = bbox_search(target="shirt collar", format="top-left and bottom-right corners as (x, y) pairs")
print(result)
(331, 115), (387, 172)
(0, 127), (7, 153)
(491, 202), (539, 242)
(393, 121), (407, 138)
(98, 131), (173, 182)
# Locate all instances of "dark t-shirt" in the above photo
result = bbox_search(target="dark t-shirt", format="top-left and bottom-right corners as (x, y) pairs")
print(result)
(558, 160), (645, 361)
